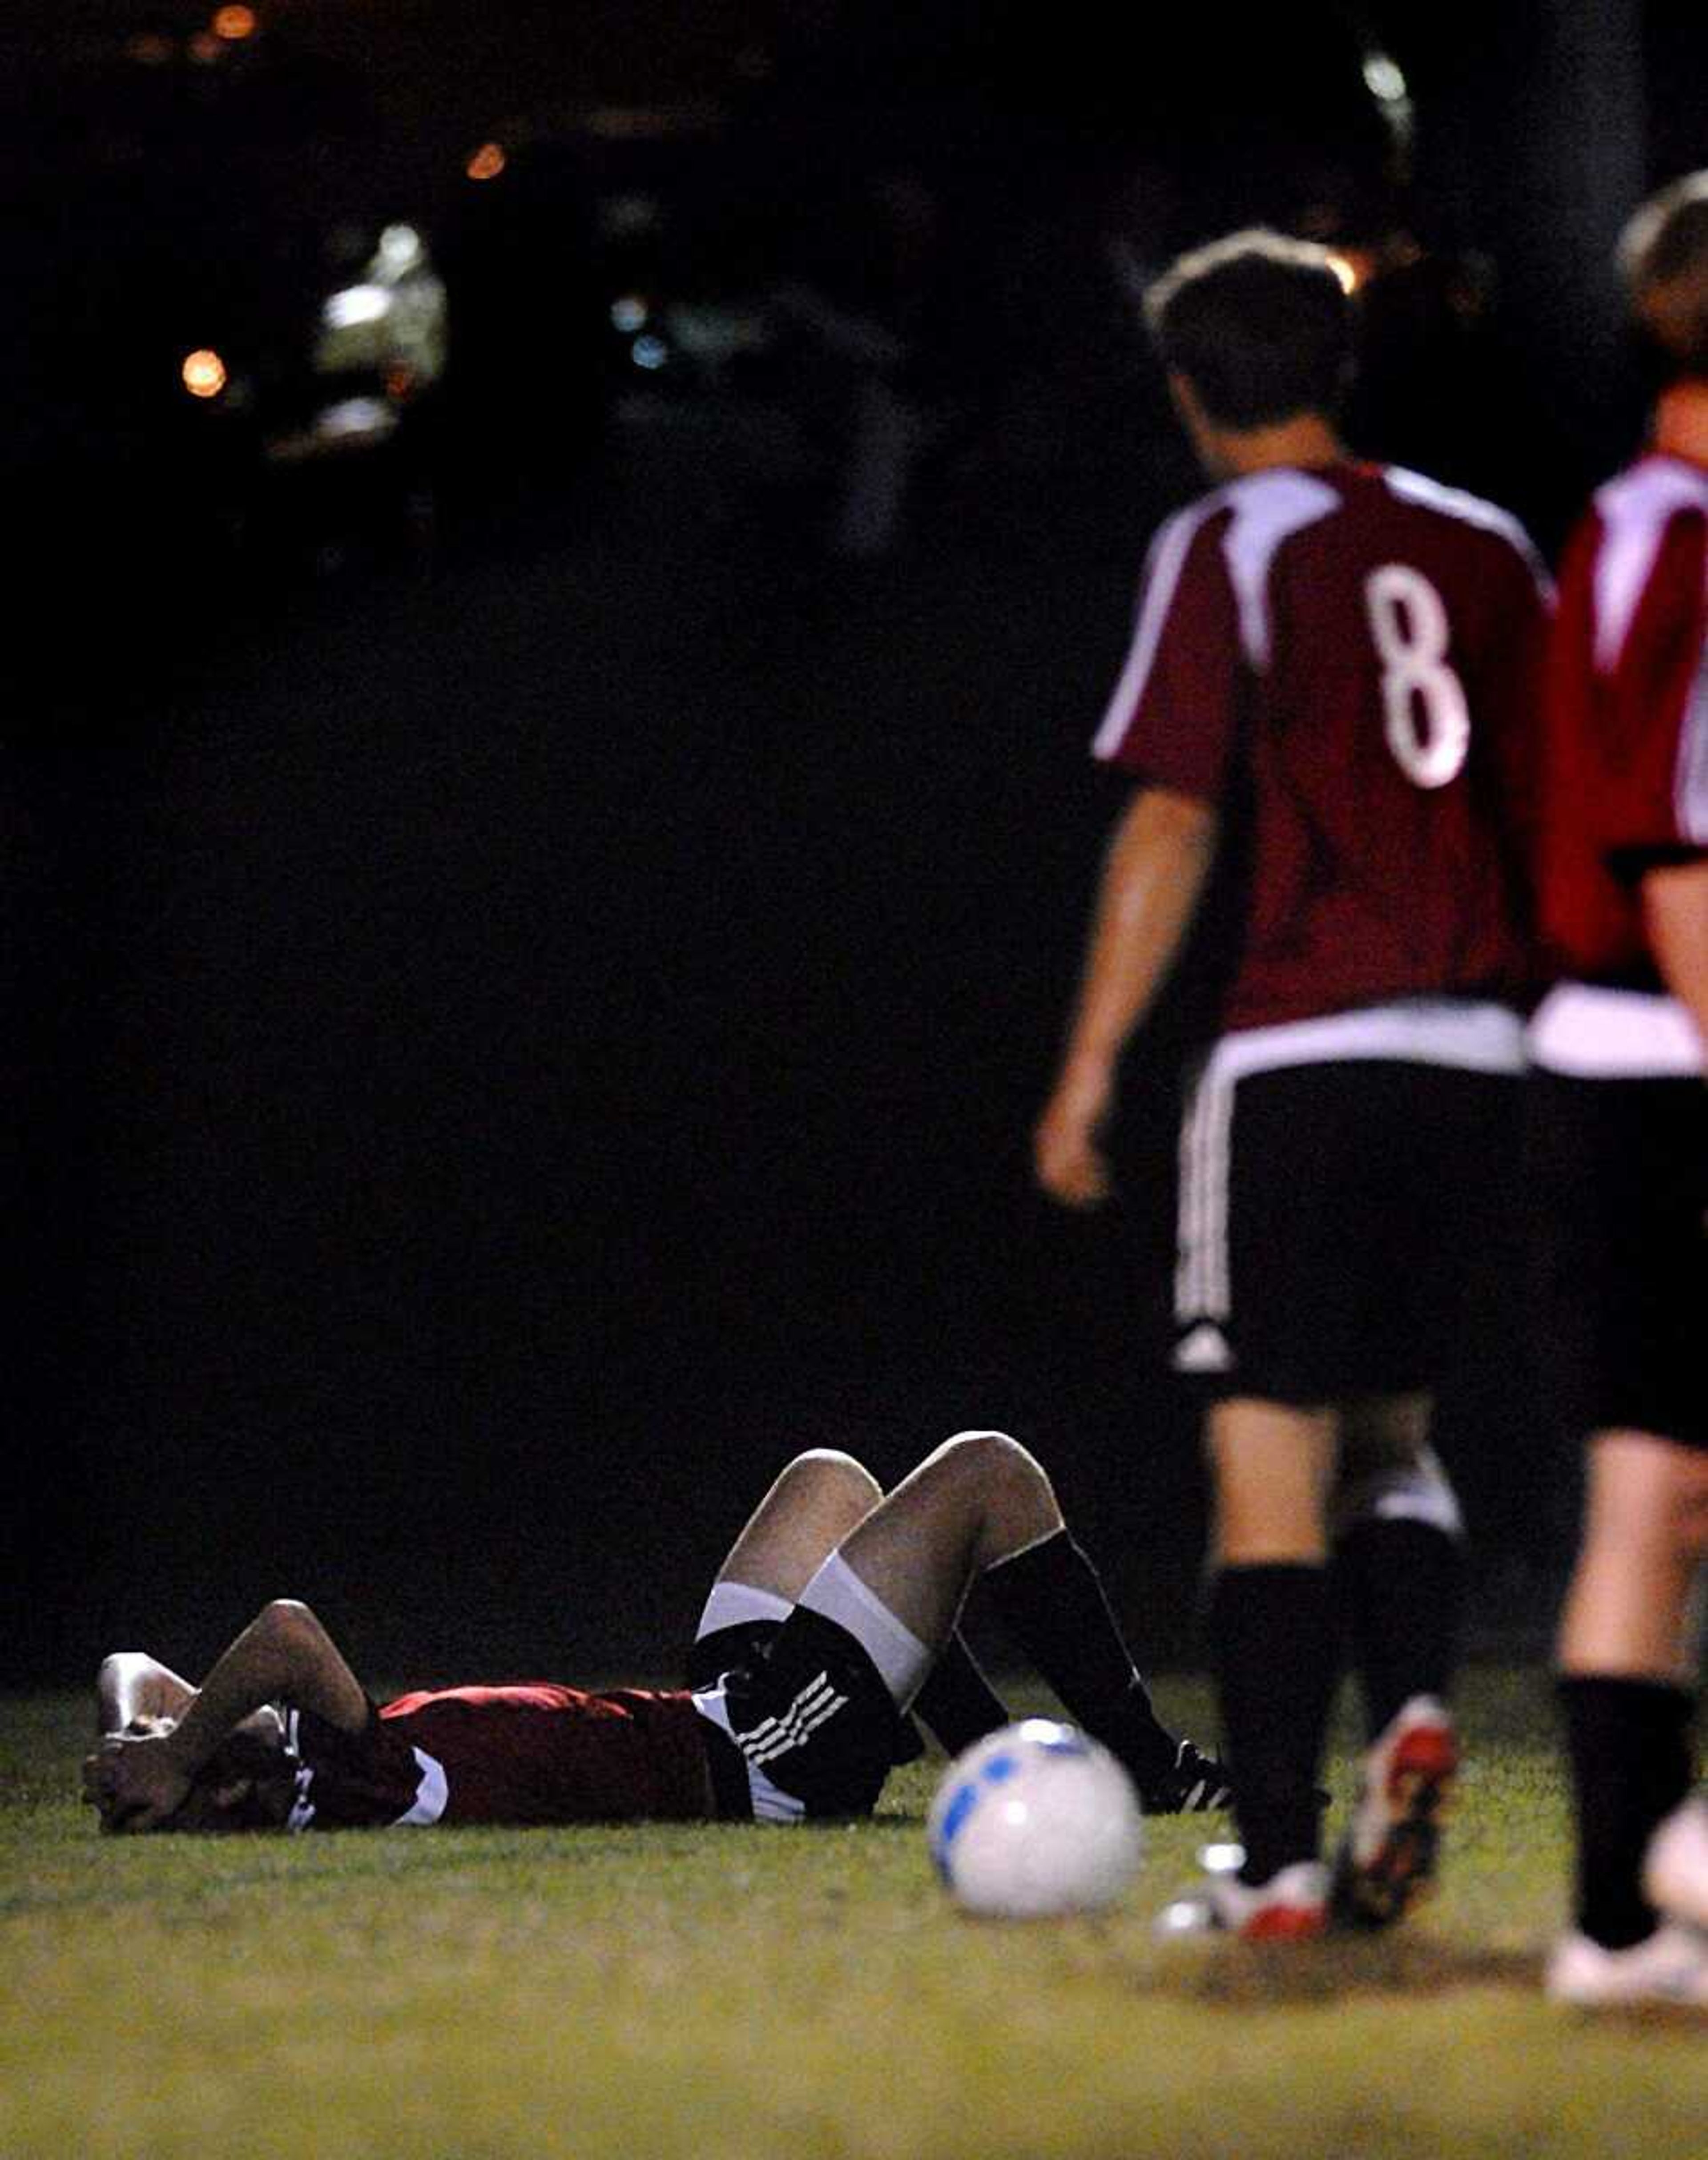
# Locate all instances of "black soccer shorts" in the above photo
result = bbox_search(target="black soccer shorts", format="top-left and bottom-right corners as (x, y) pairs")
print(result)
(1527, 1070), (1706, 1452)
(1173, 1054), (1524, 1404)
(691, 1609), (903, 1821)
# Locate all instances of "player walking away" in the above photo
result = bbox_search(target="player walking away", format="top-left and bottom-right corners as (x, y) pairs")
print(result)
(1530, 173), (1708, 2011)
(1034, 230), (1551, 1940)
(85, 1430), (1231, 1837)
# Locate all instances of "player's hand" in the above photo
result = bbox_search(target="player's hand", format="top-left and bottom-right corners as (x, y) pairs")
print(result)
(1034, 1066), (1115, 1209)
(82, 1730), (194, 1834)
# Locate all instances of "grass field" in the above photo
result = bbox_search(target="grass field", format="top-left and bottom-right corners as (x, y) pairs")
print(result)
(3, 1667), (1701, 2160)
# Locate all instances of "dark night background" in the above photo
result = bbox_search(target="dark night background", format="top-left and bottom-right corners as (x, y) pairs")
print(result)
(4, 3), (1704, 1690)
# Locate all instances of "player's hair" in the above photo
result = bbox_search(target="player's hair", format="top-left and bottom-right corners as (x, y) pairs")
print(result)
(1618, 169), (1708, 374)
(1144, 228), (1353, 428)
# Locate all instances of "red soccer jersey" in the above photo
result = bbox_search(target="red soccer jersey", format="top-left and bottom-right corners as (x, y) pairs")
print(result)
(283, 1683), (720, 1830)
(1093, 462), (1549, 1030)
(1537, 454), (1708, 987)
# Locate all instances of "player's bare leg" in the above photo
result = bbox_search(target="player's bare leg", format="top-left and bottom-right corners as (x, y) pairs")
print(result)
(825, 1430), (1062, 1648)
(1558, 1433), (1708, 1682)
(1209, 1398), (1338, 1566)
(810, 1430), (1230, 1812)
(709, 1448), (884, 1607)
(693, 1445), (1013, 1764)
(1550, 1430), (1708, 2000)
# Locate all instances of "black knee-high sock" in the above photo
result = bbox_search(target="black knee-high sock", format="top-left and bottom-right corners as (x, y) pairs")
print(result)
(910, 1631), (1010, 1757)
(983, 1529), (1179, 1787)
(1333, 1518), (1462, 1740)
(1213, 1563), (1339, 1884)
(1558, 1674), (1696, 1949)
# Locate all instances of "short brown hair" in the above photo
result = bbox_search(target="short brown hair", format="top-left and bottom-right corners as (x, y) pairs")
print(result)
(1618, 170), (1708, 373)
(1144, 228), (1352, 429)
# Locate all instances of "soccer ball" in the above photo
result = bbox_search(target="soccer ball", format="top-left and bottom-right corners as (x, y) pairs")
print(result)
(927, 1719), (1144, 1918)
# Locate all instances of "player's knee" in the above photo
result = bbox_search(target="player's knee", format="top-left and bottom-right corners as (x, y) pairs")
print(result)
(776, 1449), (883, 1517)
(260, 1598), (323, 1648)
(935, 1429), (1039, 1500)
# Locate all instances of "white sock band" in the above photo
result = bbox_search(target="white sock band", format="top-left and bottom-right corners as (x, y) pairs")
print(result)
(1332, 1444), (1464, 1542)
(797, 1551), (933, 1709)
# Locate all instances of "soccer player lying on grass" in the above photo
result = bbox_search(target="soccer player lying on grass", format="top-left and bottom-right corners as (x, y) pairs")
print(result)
(83, 1431), (1232, 1836)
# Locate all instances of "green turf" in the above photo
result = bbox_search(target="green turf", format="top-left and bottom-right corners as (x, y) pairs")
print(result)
(3, 1670), (1701, 2160)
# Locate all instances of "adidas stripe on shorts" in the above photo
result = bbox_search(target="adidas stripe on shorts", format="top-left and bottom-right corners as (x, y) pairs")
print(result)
(689, 1605), (901, 1823)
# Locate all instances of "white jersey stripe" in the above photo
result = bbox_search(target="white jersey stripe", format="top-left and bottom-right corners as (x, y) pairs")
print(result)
(1675, 638), (1708, 843)
(1221, 471), (1341, 668)
(1092, 497), (1224, 760)
(1591, 458), (1708, 674)
(1384, 465), (1552, 590)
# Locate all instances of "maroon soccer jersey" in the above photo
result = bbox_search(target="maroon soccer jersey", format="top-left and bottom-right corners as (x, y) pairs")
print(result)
(1536, 454), (1708, 987)
(282, 1683), (719, 1830)
(1093, 463), (1549, 1029)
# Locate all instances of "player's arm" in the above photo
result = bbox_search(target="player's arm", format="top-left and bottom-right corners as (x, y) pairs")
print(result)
(89, 1600), (368, 1832)
(1034, 783), (1218, 1207)
(96, 1651), (197, 1734)
(1643, 856), (1708, 1054)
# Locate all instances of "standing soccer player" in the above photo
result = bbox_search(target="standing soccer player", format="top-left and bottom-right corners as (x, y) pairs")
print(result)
(1034, 230), (1550, 1938)
(1531, 174), (1708, 2010)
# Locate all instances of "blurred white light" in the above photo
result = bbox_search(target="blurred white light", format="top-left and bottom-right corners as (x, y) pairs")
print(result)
(1363, 53), (1408, 104)
(317, 396), (394, 442)
(378, 225), (424, 276)
(323, 284), (390, 330)
(1325, 251), (1361, 295)
(631, 334), (669, 371)
(610, 295), (649, 334)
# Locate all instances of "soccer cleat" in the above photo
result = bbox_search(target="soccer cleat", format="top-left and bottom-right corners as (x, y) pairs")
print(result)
(1331, 1693), (1458, 1931)
(1545, 1922), (1708, 2008)
(1154, 1858), (1330, 1942)
(1140, 1739), (1236, 1815)
(1644, 1796), (1708, 1931)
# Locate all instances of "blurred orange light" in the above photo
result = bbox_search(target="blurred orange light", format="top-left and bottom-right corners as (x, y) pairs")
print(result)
(182, 349), (228, 399)
(466, 141), (507, 183)
(212, 6), (258, 38)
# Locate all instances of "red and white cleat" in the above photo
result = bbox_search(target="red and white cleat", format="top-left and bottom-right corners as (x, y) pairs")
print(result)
(1155, 1855), (1330, 1942)
(1331, 1694), (1458, 1930)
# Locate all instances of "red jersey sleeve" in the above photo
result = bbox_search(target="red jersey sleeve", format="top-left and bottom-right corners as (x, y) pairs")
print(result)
(1539, 466), (1708, 985)
(1092, 499), (1244, 803)
(1597, 501), (1708, 870)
